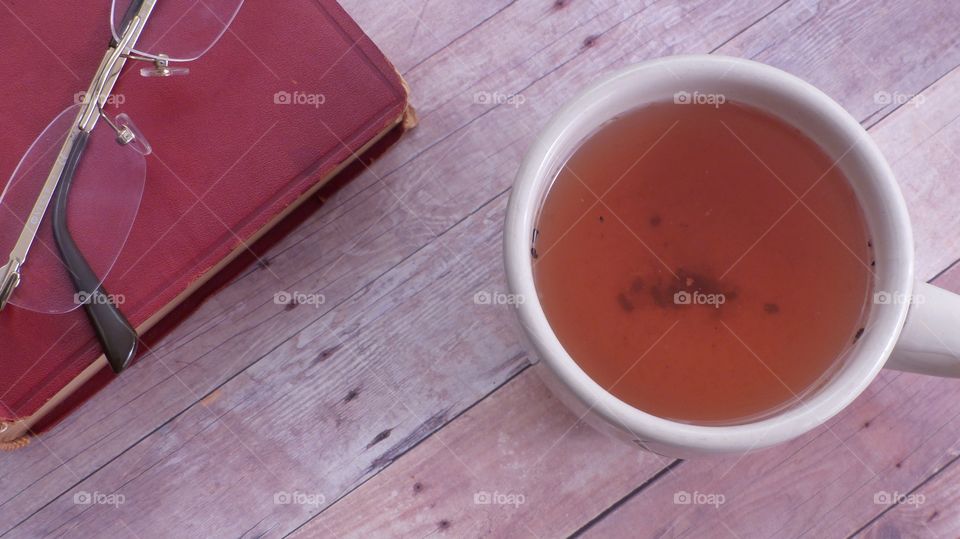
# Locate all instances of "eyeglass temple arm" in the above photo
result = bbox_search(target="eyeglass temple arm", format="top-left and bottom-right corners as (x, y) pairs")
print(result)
(52, 132), (138, 373)
(52, 0), (151, 372)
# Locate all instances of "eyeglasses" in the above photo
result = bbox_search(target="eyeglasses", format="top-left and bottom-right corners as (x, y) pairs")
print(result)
(0, 0), (245, 372)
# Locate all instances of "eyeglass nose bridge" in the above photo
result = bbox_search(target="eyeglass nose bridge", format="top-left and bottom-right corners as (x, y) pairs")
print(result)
(71, 6), (158, 155)
(76, 9), (150, 133)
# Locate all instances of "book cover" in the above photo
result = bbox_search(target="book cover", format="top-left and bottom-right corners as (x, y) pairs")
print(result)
(0, 0), (411, 445)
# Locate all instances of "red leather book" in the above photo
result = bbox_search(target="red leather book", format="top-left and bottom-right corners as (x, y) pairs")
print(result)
(0, 0), (411, 446)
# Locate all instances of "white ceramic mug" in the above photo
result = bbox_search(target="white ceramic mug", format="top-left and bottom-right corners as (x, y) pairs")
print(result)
(504, 55), (960, 458)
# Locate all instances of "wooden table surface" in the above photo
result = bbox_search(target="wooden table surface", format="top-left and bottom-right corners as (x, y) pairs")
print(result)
(4, 1), (960, 537)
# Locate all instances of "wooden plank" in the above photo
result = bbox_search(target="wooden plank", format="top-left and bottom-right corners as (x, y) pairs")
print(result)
(291, 367), (672, 538)
(858, 445), (960, 538)
(0, 2), (788, 535)
(6, 1), (960, 537)
(299, 5), (960, 538)
(338, 0), (515, 74)
(575, 367), (957, 538)
(300, 182), (960, 539)
(6, 189), (527, 538)
(720, 0), (960, 128)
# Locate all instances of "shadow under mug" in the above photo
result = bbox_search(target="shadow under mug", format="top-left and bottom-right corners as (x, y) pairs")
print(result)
(504, 55), (960, 458)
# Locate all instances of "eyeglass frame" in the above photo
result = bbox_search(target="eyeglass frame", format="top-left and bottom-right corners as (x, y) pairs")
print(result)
(0, 0), (208, 373)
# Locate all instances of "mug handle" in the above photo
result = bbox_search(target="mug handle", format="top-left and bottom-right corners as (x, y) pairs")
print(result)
(885, 281), (960, 377)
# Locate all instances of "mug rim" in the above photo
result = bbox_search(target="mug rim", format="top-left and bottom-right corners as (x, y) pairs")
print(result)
(504, 54), (914, 454)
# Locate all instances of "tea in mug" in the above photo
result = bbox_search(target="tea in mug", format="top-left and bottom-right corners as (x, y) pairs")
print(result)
(532, 100), (873, 424)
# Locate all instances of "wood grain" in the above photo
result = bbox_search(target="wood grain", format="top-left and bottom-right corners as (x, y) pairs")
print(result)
(305, 2), (960, 537)
(293, 367), (674, 538)
(859, 436), (960, 538)
(3, 1), (960, 538)
(0, 1), (783, 535)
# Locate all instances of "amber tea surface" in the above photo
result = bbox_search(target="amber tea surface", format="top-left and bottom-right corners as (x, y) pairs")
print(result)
(532, 100), (873, 424)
